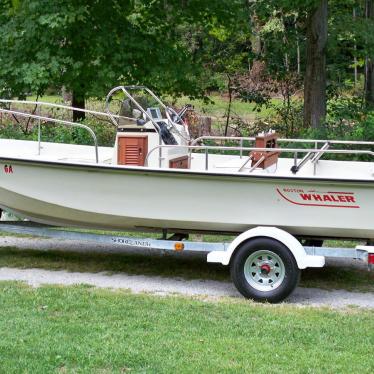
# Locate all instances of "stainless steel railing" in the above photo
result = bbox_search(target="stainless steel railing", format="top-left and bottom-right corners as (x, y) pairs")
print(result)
(105, 86), (185, 129)
(0, 108), (99, 163)
(0, 99), (135, 125)
(291, 141), (330, 174)
(145, 144), (374, 173)
(0, 97), (140, 163)
(191, 135), (374, 147)
(191, 136), (374, 174)
(105, 86), (165, 130)
(105, 86), (191, 167)
(105, 86), (165, 167)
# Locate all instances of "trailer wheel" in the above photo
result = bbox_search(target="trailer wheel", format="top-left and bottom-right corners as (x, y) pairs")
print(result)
(230, 238), (300, 303)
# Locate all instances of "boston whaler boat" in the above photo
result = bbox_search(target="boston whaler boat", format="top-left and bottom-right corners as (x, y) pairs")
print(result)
(0, 86), (373, 302)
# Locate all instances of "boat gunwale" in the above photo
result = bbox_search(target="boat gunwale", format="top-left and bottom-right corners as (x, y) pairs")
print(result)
(1, 156), (374, 185)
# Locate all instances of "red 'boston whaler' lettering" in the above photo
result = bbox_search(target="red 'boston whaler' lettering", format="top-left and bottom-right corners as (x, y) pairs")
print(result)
(277, 188), (360, 208)
(299, 193), (356, 203)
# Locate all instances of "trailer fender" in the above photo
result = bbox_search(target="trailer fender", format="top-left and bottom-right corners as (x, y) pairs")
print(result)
(207, 226), (325, 269)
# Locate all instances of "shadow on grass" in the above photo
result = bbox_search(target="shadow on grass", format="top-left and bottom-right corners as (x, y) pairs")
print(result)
(0, 247), (372, 292)
(0, 247), (230, 281)
(300, 266), (374, 292)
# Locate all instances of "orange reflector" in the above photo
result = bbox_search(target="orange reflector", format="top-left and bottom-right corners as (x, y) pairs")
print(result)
(174, 242), (184, 252)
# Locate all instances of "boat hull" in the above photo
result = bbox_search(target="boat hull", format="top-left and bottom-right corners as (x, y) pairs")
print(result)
(1, 158), (374, 239)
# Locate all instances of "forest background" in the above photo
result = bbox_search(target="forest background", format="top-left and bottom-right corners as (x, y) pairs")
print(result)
(0, 0), (373, 143)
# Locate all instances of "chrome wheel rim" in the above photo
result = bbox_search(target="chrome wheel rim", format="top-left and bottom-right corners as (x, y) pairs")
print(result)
(244, 250), (285, 292)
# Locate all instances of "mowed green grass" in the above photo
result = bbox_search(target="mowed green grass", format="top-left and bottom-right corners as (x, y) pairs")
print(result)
(0, 282), (373, 374)
(0, 247), (373, 292)
(173, 95), (278, 121)
(27, 94), (278, 121)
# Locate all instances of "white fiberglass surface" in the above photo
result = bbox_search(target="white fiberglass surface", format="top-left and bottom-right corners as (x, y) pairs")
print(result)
(0, 139), (113, 164)
(190, 153), (374, 180)
(1, 139), (373, 180)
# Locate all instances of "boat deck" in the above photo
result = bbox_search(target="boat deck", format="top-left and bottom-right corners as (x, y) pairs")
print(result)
(1, 139), (373, 181)
(0, 139), (114, 164)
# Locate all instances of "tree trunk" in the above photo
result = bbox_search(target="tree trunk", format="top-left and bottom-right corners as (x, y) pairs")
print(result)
(224, 75), (233, 137)
(365, 0), (374, 107)
(303, 0), (328, 129)
(72, 91), (85, 122)
(250, 13), (263, 74)
(295, 16), (301, 75)
(353, 8), (358, 88)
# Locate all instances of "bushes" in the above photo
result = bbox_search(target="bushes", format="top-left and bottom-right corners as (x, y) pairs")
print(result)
(0, 118), (116, 147)
(37, 118), (116, 147)
(250, 100), (304, 138)
(1, 95), (373, 152)
(249, 95), (374, 141)
(0, 123), (31, 140)
(238, 95), (374, 161)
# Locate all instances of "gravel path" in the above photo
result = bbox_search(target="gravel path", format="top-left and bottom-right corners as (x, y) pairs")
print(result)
(0, 267), (373, 309)
(1, 236), (373, 309)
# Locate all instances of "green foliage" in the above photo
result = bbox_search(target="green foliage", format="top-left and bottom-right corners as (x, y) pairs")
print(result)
(0, 118), (116, 147)
(38, 118), (116, 147)
(246, 1), (374, 100)
(351, 113), (374, 139)
(251, 94), (374, 147)
(251, 100), (304, 138)
(0, 0), (245, 101)
(237, 88), (271, 110)
(0, 123), (30, 140)
(177, 1), (251, 95)
(1, 0), (374, 135)
(325, 96), (374, 142)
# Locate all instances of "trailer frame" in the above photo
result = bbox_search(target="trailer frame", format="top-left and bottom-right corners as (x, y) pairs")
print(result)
(0, 221), (372, 302)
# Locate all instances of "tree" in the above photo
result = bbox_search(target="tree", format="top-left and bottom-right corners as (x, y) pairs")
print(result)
(303, 0), (328, 128)
(0, 0), (244, 120)
(200, 11), (251, 135)
(365, 0), (374, 107)
(247, 0), (329, 130)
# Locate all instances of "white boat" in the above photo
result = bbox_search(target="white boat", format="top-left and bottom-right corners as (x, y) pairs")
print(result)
(0, 86), (373, 240)
(1, 85), (374, 303)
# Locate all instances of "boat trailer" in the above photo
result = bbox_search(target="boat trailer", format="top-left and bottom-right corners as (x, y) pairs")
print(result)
(0, 221), (373, 303)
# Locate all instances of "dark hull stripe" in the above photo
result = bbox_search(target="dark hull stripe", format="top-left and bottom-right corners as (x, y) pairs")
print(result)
(0, 156), (373, 185)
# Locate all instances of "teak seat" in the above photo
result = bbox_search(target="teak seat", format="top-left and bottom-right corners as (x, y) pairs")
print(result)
(250, 131), (280, 169)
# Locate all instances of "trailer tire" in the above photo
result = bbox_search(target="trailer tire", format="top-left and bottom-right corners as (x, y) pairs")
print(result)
(230, 237), (300, 303)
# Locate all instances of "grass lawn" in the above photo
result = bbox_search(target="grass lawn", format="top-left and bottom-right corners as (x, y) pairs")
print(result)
(0, 282), (373, 374)
(0, 246), (373, 292)
(172, 95), (279, 121)
(27, 95), (65, 104)
(26, 93), (279, 122)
